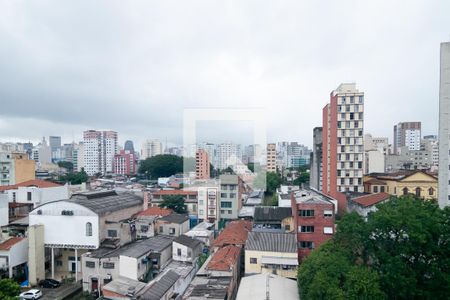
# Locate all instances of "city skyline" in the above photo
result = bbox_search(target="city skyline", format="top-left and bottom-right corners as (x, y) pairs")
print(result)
(1, 1), (449, 146)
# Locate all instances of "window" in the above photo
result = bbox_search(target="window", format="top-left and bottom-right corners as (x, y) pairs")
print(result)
(250, 258), (257, 264)
(299, 210), (314, 217)
(380, 186), (385, 193)
(429, 188), (434, 196)
(85, 261), (95, 268)
(103, 262), (115, 269)
(324, 227), (333, 234)
(229, 193), (236, 198)
(299, 241), (314, 249)
(12, 192), (16, 202)
(177, 248), (182, 256)
(300, 226), (314, 233)
(221, 202), (232, 208)
(140, 225), (149, 232)
(403, 187), (409, 196)
(373, 186), (378, 193)
(169, 228), (176, 235)
(86, 222), (92, 236)
(285, 225), (290, 231)
(107, 230), (117, 238)
(324, 210), (333, 217)
(56, 260), (63, 266)
(220, 193), (227, 198)
(27, 192), (32, 201)
(415, 187), (421, 197)
(159, 226), (163, 233)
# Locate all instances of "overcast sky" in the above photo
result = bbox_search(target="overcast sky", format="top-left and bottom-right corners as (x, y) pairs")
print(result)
(1, 0), (449, 149)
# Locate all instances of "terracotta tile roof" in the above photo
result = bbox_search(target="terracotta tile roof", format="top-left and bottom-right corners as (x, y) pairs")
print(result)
(151, 190), (197, 196)
(352, 193), (390, 208)
(136, 207), (173, 217)
(213, 220), (252, 247)
(207, 245), (241, 271)
(0, 179), (61, 191)
(0, 237), (24, 251)
(365, 178), (387, 185)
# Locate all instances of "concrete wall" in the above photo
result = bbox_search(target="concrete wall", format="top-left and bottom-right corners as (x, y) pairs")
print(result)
(0, 194), (8, 227)
(156, 220), (189, 237)
(28, 224), (45, 286)
(118, 256), (138, 281)
(81, 255), (120, 292)
(245, 250), (297, 279)
(135, 216), (156, 239)
(7, 185), (69, 207)
(8, 238), (28, 278)
(172, 242), (202, 263)
(29, 201), (100, 248)
(14, 158), (35, 184)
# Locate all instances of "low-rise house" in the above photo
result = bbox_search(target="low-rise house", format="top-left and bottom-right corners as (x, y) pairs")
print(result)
(82, 235), (174, 293)
(243, 190), (264, 206)
(364, 170), (438, 199)
(277, 185), (300, 208)
(293, 190), (335, 262)
(0, 237), (28, 279)
(156, 214), (190, 237)
(0, 179), (69, 221)
(347, 192), (391, 219)
(184, 245), (241, 300)
(28, 190), (145, 285)
(245, 232), (298, 279)
(134, 207), (173, 239)
(236, 273), (299, 300)
(172, 235), (203, 263)
(253, 206), (293, 232)
(184, 222), (214, 246)
(149, 190), (198, 218)
(137, 269), (180, 300)
(212, 220), (252, 249)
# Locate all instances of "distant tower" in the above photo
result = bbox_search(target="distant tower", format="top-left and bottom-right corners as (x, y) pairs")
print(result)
(439, 42), (450, 209)
(124, 140), (135, 153)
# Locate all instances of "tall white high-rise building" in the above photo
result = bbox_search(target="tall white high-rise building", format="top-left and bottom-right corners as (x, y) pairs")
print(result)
(216, 143), (241, 170)
(141, 140), (162, 160)
(83, 130), (118, 176)
(394, 122), (421, 154)
(438, 42), (450, 208)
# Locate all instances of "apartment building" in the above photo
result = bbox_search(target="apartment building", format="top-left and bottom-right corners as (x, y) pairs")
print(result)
(195, 149), (210, 180)
(439, 42), (450, 208)
(0, 151), (35, 186)
(322, 83), (364, 213)
(266, 143), (277, 173)
(141, 139), (162, 160)
(310, 127), (323, 191)
(394, 122), (421, 154)
(83, 130), (118, 176)
(113, 150), (137, 176)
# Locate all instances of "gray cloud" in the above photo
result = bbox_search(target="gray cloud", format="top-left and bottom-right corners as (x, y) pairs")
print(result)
(0, 0), (449, 149)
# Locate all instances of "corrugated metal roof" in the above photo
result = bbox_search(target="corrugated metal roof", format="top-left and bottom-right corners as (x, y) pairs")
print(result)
(69, 190), (143, 215)
(138, 270), (180, 300)
(246, 232), (296, 253)
(254, 207), (292, 222)
(261, 256), (298, 266)
(159, 213), (189, 224)
(174, 234), (203, 249)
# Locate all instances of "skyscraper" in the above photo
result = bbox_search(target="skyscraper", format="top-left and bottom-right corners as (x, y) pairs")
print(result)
(124, 140), (135, 153)
(195, 149), (210, 180)
(322, 83), (364, 213)
(83, 130), (118, 176)
(393, 122), (421, 154)
(49, 136), (61, 152)
(310, 127), (323, 191)
(438, 42), (450, 209)
(266, 143), (277, 173)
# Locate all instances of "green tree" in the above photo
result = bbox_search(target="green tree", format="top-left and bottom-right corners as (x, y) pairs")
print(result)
(159, 195), (187, 214)
(0, 278), (20, 300)
(57, 161), (74, 172)
(293, 171), (310, 186)
(266, 172), (281, 194)
(138, 155), (183, 179)
(60, 168), (89, 184)
(298, 195), (450, 300)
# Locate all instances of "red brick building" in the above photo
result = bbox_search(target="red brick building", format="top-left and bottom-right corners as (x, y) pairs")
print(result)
(195, 149), (210, 180)
(292, 190), (335, 262)
(113, 150), (136, 176)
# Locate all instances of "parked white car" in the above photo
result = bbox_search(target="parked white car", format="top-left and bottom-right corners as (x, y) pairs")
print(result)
(20, 289), (42, 299)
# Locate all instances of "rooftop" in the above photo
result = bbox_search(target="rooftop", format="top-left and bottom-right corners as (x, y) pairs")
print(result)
(89, 235), (174, 259)
(0, 179), (62, 191)
(189, 221), (214, 232)
(351, 193), (391, 208)
(184, 276), (231, 299)
(294, 190), (334, 206)
(254, 206), (292, 222)
(102, 276), (147, 297)
(213, 220), (252, 247)
(246, 232), (297, 253)
(138, 270), (180, 300)
(236, 273), (299, 300)
(136, 207), (172, 217)
(174, 235), (203, 249)
(158, 213), (189, 224)
(151, 190), (197, 196)
(207, 245), (240, 272)
(0, 237), (24, 251)
(69, 190), (143, 215)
